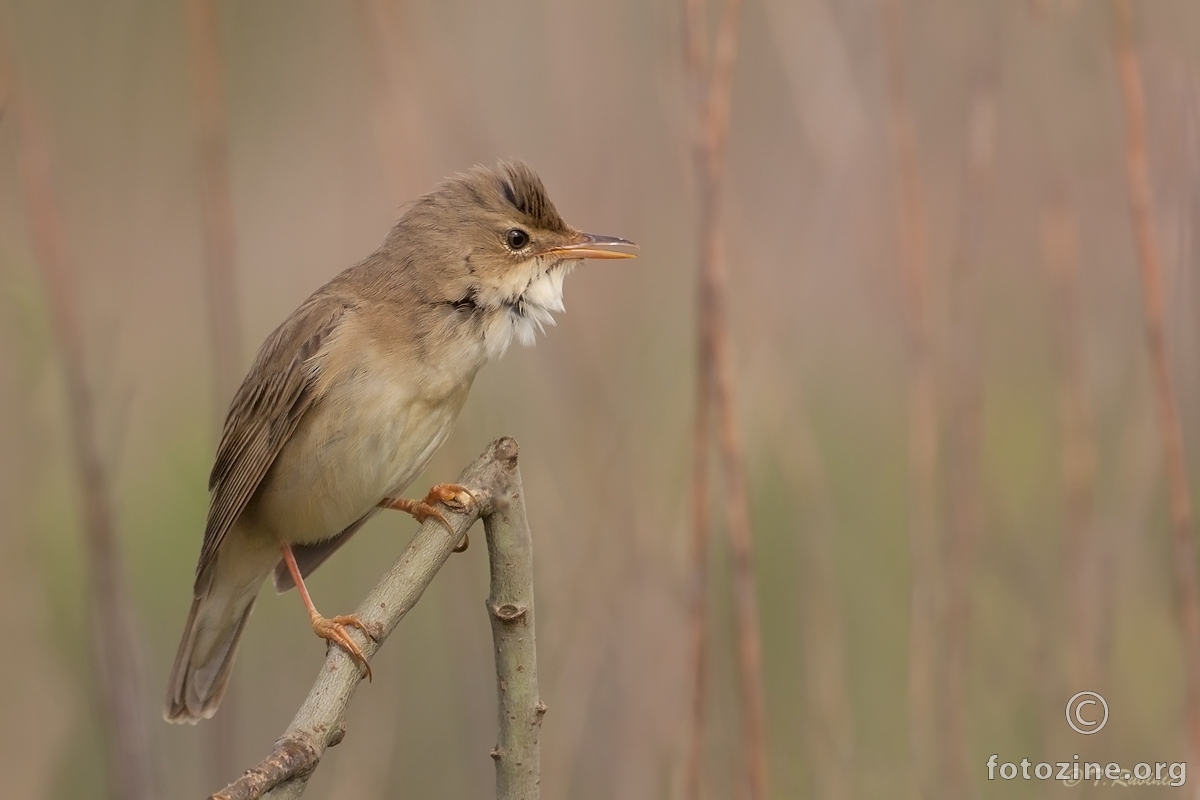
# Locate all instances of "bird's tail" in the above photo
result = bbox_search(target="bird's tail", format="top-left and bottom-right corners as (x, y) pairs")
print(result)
(163, 580), (258, 724)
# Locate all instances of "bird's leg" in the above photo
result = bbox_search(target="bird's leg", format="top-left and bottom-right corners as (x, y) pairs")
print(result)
(279, 542), (373, 681)
(379, 483), (474, 552)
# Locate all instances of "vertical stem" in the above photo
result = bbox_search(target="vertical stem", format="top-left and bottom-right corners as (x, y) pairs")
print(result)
(879, 1), (939, 796)
(3, 53), (157, 800)
(484, 443), (544, 800)
(185, 0), (243, 416)
(1112, 0), (1200, 773)
(185, 0), (244, 781)
(712, 252), (770, 800)
(354, 0), (431, 203)
(684, 329), (712, 800)
(682, 0), (766, 797)
(682, 5), (714, 797)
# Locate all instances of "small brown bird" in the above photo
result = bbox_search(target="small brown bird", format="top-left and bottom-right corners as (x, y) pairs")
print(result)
(165, 161), (636, 723)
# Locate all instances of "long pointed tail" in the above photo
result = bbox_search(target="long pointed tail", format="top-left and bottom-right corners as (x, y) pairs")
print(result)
(164, 587), (257, 724)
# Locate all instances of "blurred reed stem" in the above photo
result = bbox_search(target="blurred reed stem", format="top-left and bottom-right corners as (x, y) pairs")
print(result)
(185, 0), (244, 782)
(2, 49), (157, 800)
(1042, 198), (1104, 692)
(681, 0), (713, 794)
(765, 381), (856, 800)
(879, 0), (940, 796)
(942, 80), (997, 800)
(185, 0), (243, 418)
(681, 0), (769, 798)
(1112, 0), (1200, 773)
(355, 0), (432, 202)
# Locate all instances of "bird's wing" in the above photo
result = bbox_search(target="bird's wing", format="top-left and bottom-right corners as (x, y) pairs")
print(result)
(194, 295), (350, 592)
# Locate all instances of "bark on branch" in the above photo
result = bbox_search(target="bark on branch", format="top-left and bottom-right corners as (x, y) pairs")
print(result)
(210, 436), (541, 800)
(484, 444), (544, 800)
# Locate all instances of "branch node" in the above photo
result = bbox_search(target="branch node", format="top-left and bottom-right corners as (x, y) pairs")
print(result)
(494, 436), (520, 466)
(492, 603), (528, 623)
(327, 724), (345, 748)
(210, 437), (540, 800)
(210, 735), (319, 800)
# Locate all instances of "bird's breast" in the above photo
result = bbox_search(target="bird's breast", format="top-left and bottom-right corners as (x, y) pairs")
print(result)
(250, 349), (474, 545)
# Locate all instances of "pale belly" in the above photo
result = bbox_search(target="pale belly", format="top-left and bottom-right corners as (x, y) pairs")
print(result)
(244, 367), (471, 546)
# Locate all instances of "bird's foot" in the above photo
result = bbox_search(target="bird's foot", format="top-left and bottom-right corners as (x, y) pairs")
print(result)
(311, 613), (374, 681)
(380, 484), (475, 551)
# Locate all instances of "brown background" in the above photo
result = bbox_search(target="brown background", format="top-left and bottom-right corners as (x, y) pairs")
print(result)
(1, 0), (1199, 797)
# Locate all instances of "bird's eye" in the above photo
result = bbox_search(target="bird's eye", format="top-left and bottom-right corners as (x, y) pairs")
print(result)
(506, 228), (530, 250)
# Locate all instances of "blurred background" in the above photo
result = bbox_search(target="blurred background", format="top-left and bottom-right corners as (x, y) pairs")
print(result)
(2, 0), (1200, 798)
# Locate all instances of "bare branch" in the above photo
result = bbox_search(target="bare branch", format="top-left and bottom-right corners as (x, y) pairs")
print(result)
(210, 437), (533, 800)
(484, 443), (544, 799)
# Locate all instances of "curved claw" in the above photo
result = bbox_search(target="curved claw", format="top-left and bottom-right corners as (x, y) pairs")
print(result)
(312, 614), (373, 681)
(430, 484), (475, 514)
(380, 483), (477, 541)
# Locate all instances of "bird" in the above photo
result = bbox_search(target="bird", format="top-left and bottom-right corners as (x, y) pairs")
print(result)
(165, 161), (636, 723)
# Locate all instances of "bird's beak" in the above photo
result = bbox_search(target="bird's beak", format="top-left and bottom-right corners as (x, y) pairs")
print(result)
(541, 232), (639, 260)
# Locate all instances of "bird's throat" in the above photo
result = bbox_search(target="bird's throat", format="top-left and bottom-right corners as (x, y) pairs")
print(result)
(509, 262), (571, 347)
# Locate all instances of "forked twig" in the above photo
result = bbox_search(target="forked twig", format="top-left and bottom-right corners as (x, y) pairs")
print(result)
(210, 438), (542, 800)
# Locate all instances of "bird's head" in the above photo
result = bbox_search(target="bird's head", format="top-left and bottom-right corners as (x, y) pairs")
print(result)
(393, 161), (637, 357)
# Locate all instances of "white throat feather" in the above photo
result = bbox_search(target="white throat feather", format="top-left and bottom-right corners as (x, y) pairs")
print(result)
(481, 260), (575, 361)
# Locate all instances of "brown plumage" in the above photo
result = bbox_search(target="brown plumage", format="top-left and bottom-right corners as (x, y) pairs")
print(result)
(165, 162), (636, 723)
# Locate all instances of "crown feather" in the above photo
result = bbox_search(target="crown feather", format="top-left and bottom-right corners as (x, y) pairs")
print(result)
(494, 161), (570, 233)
